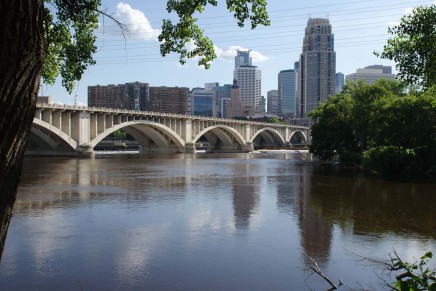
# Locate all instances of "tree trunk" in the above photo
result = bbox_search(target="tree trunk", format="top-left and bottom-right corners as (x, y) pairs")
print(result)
(0, 0), (44, 259)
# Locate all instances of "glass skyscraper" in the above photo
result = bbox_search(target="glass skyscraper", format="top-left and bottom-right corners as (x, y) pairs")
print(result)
(278, 69), (297, 118)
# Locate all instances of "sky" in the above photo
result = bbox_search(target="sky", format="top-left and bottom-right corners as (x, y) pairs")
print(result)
(41, 0), (435, 106)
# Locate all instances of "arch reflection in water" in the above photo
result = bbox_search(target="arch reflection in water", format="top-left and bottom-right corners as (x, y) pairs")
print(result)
(0, 154), (435, 290)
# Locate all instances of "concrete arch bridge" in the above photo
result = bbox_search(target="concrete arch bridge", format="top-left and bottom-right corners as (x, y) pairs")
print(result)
(28, 104), (309, 156)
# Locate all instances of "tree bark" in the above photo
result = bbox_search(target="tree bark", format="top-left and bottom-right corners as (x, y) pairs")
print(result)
(0, 0), (44, 259)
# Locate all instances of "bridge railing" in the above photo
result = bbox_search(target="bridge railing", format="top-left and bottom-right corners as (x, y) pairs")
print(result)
(36, 103), (308, 130)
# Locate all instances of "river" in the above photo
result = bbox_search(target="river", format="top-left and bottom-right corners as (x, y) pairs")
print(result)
(0, 152), (435, 290)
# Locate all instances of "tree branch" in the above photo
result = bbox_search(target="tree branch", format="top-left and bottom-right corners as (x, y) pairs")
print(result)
(303, 250), (340, 290)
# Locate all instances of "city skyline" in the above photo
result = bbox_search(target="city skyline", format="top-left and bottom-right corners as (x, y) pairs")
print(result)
(40, 0), (433, 106)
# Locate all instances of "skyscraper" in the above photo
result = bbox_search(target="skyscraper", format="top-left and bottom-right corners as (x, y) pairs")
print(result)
(267, 90), (279, 116)
(336, 72), (344, 94)
(235, 50), (252, 68)
(298, 18), (336, 118)
(278, 69), (297, 118)
(234, 50), (262, 115)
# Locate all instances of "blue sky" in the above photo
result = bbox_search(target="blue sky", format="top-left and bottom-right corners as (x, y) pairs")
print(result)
(41, 0), (434, 105)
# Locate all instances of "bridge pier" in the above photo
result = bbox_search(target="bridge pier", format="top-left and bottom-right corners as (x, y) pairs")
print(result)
(78, 144), (94, 157)
(184, 143), (196, 154)
(244, 142), (254, 152)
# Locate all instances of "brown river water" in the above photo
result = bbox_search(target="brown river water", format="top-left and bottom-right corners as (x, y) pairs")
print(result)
(0, 152), (435, 290)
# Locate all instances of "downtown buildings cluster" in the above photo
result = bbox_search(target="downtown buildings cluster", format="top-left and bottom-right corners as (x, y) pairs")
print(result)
(87, 18), (396, 124)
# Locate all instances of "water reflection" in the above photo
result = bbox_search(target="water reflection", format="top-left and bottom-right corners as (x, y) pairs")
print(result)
(231, 163), (260, 230)
(0, 154), (435, 290)
(309, 164), (436, 239)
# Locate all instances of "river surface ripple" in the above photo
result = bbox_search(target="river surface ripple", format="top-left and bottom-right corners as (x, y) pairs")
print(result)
(0, 152), (435, 290)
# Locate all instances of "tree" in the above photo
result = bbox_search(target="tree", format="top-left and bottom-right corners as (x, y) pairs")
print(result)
(375, 5), (436, 90)
(309, 79), (436, 178)
(309, 80), (399, 161)
(159, 0), (270, 68)
(0, 0), (270, 256)
(266, 117), (280, 124)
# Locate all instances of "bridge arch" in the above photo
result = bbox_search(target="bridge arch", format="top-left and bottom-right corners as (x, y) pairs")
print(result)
(250, 128), (285, 145)
(289, 130), (308, 145)
(90, 121), (185, 152)
(193, 125), (246, 152)
(32, 118), (78, 150)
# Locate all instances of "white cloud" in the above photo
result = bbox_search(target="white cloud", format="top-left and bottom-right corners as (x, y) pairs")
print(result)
(175, 43), (268, 69)
(104, 2), (160, 41)
(387, 6), (416, 27)
(404, 7), (414, 15)
(214, 45), (269, 63)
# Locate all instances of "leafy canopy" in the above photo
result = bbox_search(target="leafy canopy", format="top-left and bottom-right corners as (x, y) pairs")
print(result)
(159, 0), (270, 68)
(42, 0), (270, 93)
(43, 0), (101, 93)
(375, 5), (436, 90)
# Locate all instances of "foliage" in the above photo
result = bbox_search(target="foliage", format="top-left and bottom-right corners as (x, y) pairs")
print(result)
(159, 0), (270, 68)
(389, 251), (436, 291)
(309, 80), (436, 179)
(43, 0), (270, 92)
(362, 146), (436, 180)
(375, 5), (436, 90)
(112, 130), (127, 140)
(42, 0), (102, 93)
(309, 80), (399, 160)
(266, 117), (280, 124)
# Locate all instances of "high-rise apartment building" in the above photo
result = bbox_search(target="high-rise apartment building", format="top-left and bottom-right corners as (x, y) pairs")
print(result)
(336, 72), (344, 94)
(278, 69), (297, 118)
(148, 86), (189, 114)
(124, 82), (150, 111)
(346, 65), (396, 85)
(267, 90), (279, 116)
(234, 50), (261, 115)
(88, 82), (149, 110)
(298, 18), (336, 118)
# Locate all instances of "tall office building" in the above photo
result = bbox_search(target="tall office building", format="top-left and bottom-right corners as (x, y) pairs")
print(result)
(336, 72), (344, 94)
(234, 50), (262, 115)
(190, 87), (216, 117)
(267, 90), (279, 116)
(364, 65), (392, 74)
(278, 69), (297, 118)
(212, 83), (232, 118)
(294, 61), (300, 117)
(298, 18), (336, 118)
(235, 50), (252, 68)
(346, 65), (396, 85)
